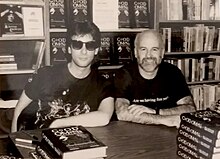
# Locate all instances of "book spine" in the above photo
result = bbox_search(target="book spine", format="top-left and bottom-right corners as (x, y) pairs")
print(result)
(41, 132), (62, 156)
(36, 145), (54, 159)
(181, 113), (220, 140)
(177, 134), (214, 159)
(180, 121), (218, 148)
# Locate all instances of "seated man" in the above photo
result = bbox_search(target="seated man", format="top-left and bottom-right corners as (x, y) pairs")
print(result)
(11, 21), (114, 132)
(114, 30), (196, 128)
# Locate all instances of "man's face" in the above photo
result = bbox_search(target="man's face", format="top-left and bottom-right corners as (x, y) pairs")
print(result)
(70, 34), (98, 68)
(135, 33), (164, 73)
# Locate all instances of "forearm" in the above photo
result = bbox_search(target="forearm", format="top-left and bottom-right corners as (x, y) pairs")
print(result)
(11, 90), (32, 132)
(160, 104), (195, 116)
(50, 111), (111, 128)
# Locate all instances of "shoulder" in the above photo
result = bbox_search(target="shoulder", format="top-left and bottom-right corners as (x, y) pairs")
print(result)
(160, 61), (182, 75)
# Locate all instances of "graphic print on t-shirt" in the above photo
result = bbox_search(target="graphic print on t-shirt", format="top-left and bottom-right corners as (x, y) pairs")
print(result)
(34, 88), (90, 128)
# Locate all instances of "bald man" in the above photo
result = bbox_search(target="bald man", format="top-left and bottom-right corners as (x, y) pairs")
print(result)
(114, 30), (196, 128)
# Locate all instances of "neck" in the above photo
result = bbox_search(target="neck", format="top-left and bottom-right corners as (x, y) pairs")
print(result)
(68, 62), (91, 79)
(138, 66), (158, 80)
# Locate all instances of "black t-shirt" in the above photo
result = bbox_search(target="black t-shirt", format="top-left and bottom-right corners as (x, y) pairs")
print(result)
(114, 61), (192, 110)
(18, 64), (113, 130)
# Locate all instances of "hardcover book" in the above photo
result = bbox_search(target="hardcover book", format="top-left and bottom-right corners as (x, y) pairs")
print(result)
(0, 4), (24, 36)
(41, 126), (107, 159)
(180, 110), (220, 140)
(131, 0), (149, 28)
(68, 0), (92, 22)
(98, 32), (114, 66)
(50, 32), (67, 65)
(118, 0), (132, 28)
(49, 0), (66, 28)
(113, 32), (135, 65)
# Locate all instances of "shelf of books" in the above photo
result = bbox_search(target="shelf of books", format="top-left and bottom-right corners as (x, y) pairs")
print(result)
(46, 0), (154, 66)
(0, 0), (46, 75)
(156, 0), (220, 110)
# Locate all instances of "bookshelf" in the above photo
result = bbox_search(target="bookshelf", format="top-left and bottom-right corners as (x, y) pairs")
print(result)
(0, 0), (47, 99)
(45, 0), (154, 67)
(155, 0), (220, 110)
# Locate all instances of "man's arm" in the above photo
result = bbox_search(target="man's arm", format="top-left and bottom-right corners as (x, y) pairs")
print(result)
(11, 90), (33, 132)
(49, 97), (114, 128)
(115, 96), (196, 128)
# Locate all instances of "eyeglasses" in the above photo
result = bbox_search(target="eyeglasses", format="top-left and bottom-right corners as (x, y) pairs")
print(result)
(71, 40), (98, 51)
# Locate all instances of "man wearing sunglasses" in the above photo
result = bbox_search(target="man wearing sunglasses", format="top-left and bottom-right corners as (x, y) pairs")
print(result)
(11, 21), (114, 132)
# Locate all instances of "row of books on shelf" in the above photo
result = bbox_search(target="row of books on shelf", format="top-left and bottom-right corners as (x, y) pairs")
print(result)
(0, 54), (17, 70)
(50, 32), (137, 66)
(177, 110), (220, 159)
(190, 84), (220, 111)
(0, 3), (44, 37)
(158, 0), (220, 21)
(49, 0), (151, 30)
(161, 25), (220, 53)
(165, 56), (220, 82)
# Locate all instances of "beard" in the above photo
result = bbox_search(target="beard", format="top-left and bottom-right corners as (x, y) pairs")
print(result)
(138, 57), (159, 72)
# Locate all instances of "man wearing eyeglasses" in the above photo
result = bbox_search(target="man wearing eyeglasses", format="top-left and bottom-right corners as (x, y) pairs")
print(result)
(114, 30), (196, 128)
(11, 21), (114, 132)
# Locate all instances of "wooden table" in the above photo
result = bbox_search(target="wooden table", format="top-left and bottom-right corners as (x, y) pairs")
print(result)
(8, 121), (179, 159)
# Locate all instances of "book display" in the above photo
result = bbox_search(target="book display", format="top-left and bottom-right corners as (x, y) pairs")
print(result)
(177, 110), (220, 159)
(39, 126), (107, 159)
(0, 0), (46, 100)
(155, 0), (220, 110)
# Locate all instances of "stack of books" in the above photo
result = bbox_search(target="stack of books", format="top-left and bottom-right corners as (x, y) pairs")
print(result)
(177, 109), (220, 159)
(0, 54), (17, 70)
(35, 125), (107, 159)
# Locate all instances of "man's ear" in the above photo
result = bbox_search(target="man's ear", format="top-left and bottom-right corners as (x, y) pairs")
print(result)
(134, 47), (137, 58)
(94, 48), (99, 55)
(68, 47), (71, 54)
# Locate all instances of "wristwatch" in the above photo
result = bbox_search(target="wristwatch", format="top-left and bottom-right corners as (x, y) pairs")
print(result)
(156, 108), (160, 115)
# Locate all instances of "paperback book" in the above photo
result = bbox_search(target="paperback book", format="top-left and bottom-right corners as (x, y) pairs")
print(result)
(49, 0), (66, 28)
(0, 4), (24, 36)
(118, 0), (132, 28)
(41, 125), (107, 159)
(50, 32), (67, 65)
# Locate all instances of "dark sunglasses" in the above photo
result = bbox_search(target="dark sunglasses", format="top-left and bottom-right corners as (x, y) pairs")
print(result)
(71, 40), (98, 51)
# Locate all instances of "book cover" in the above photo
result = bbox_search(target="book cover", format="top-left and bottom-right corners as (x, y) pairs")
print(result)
(68, 0), (92, 22)
(41, 126), (107, 159)
(50, 32), (67, 65)
(0, 4), (24, 36)
(113, 32), (135, 65)
(131, 0), (149, 28)
(180, 110), (220, 141)
(49, 0), (66, 28)
(118, 0), (132, 28)
(22, 7), (44, 36)
(98, 32), (114, 66)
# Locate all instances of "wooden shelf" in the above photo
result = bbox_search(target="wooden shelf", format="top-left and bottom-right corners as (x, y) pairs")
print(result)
(100, 28), (148, 32)
(98, 65), (123, 70)
(0, 36), (45, 41)
(165, 51), (220, 57)
(159, 20), (220, 24)
(0, 69), (34, 75)
(0, 0), (44, 6)
(187, 80), (220, 85)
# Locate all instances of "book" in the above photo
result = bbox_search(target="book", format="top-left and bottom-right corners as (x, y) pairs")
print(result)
(41, 125), (107, 159)
(113, 32), (135, 65)
(50, 32), (67, 65)
(118, 0), (132, 28)
(180, 110), (220, 146)
(0, 4), (24, 36)
(131, 0), (149, 28)
(68, 0), (92, 23)
(49, 0), (66, 28)
(22, 7), (44, 36)
(98, 32), (114, 66)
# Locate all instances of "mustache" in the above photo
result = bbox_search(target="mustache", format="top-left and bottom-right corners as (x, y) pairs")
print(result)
(141, 57), (156, 63)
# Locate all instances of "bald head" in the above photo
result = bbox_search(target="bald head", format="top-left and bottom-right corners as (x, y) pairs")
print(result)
(134, 30), (164, 50)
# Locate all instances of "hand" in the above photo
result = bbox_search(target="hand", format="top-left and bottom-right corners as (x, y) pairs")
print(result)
(161, 116), (181, 128)
(128, 104), (156, 116)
